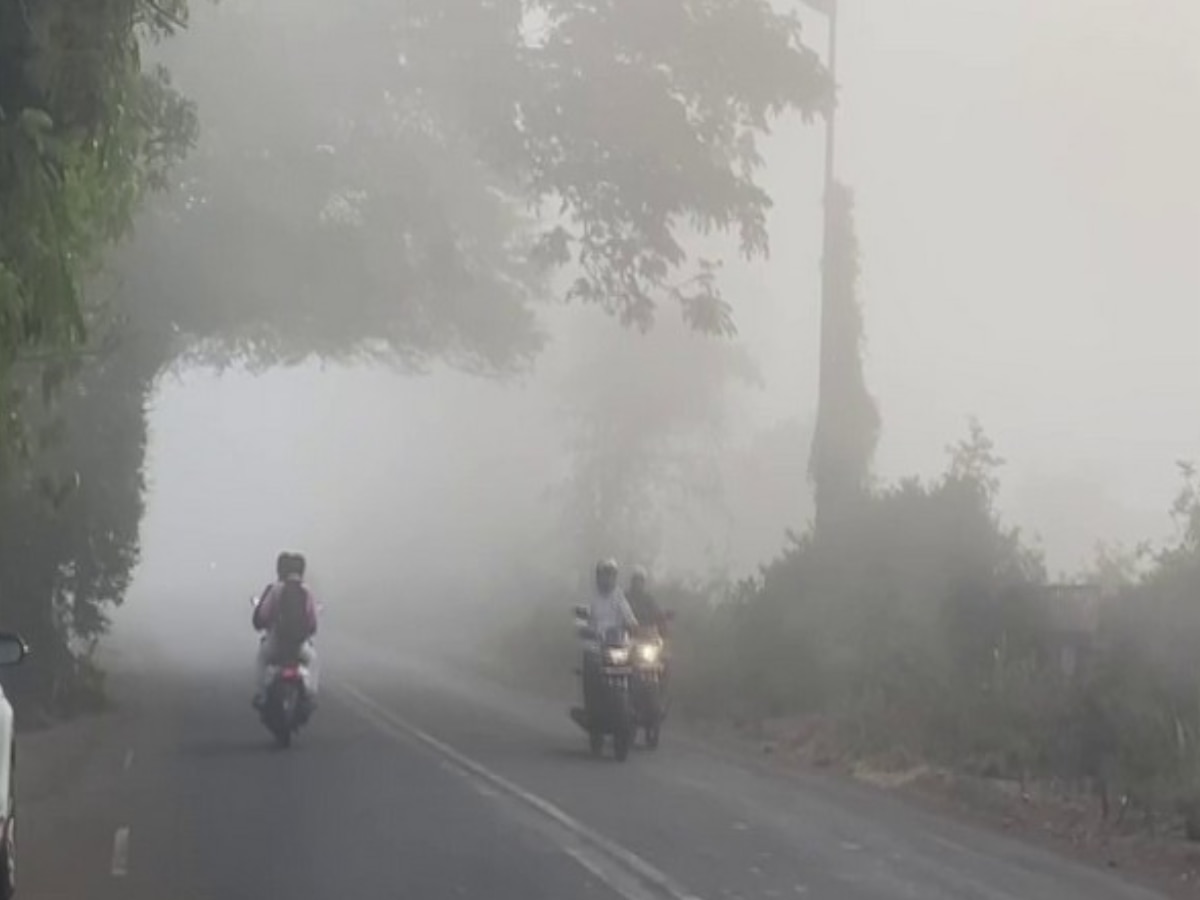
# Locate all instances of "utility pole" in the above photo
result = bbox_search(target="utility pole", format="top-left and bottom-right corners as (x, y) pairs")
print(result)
(803, 0), (839, 196)
(802, 0), (841, 537)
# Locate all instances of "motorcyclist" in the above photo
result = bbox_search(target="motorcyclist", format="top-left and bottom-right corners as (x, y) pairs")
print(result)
(577, 558), (639, 722)
(627, 565), (670, 693)
(252, 551), (319, 710)
(588, 558), (639, 638)
(627, 566), (667, 637)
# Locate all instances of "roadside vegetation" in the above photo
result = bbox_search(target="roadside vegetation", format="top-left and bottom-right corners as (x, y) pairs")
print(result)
(490, 431), (1200, 846)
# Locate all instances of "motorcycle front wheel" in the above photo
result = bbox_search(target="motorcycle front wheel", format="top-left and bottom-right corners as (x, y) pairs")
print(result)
(644, 723), (660, 750)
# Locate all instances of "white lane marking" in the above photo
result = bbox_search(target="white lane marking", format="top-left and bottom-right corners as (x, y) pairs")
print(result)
(123, 749), (134, 773)
(562, 845), (669, 900)
(111, 826), (130, 877)
(337, 682), (703, 900)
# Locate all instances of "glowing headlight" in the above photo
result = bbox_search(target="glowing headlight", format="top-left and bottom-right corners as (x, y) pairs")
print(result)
(606, 647), (631, 665)
(637, 643), (661, 664)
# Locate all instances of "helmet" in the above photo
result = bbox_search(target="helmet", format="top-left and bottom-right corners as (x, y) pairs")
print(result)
(278, 551), (306, 580)
(595, 558), (619, 592)
(630, 565), (648, 588)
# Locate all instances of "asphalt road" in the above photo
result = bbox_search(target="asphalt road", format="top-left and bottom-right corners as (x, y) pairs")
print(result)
(18, 635), (1170, 900)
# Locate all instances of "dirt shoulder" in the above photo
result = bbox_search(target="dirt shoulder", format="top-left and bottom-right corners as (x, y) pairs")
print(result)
(692, 715), (1200, 900)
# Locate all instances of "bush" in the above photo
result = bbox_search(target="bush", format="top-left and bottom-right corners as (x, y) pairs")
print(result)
(672, 456), (1200, 832)
(487, 440), (1200, 835)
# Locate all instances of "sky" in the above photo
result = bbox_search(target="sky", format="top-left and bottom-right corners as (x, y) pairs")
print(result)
(734, 0), (1200, 566)
(132, 0), (1199, 600)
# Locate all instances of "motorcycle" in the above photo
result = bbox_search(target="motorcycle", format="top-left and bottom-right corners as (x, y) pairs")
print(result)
(570, 606), (635, 762)
(629, 623), (669, 750)
(249, 595), (315, 748)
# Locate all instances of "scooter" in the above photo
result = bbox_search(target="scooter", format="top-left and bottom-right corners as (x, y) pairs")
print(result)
(260, 655), (312, 748)
(249, 594), (315, 748)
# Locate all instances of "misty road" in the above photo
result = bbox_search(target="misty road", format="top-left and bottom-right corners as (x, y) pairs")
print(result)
(20, 638), (1167, 900)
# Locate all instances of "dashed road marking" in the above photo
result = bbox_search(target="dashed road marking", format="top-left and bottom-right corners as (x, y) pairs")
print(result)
(111, 826), (130, 877)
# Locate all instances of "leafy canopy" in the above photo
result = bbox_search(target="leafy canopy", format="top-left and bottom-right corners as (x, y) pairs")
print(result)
(123, 0), (828, 370)
(0, 0), (197, 464)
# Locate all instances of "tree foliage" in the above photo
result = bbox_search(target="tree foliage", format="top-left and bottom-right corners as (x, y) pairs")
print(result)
(0, 333), (163, 715)
(554, 312), (760, 571)
(687, 423), (1045, 741)
(122, 0), (828, 371)
(0, 0), (196, 466)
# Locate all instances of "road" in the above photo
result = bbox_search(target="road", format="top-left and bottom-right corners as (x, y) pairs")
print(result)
(19, 635), (1169, 900)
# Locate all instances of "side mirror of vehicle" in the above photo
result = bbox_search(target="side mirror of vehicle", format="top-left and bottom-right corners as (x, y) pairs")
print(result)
(0, 633), (29, 667)
(572, 604), (589, 620)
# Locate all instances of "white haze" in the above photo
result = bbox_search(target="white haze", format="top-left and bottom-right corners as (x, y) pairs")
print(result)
(124, 0), (1198, 641)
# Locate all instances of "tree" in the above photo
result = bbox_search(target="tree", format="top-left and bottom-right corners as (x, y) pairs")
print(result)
(809, 182), (879, 538)
(0, 0), (194, 711)
(2, 0), (832, 712)
(554, 311), (759, 572)
(0, 0), (196, 464)
(0, 330), (164, 714)
(121, 0), (829, 370)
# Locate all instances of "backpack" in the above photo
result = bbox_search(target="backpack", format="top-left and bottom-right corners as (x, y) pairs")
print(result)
(273, 580), (311, 648)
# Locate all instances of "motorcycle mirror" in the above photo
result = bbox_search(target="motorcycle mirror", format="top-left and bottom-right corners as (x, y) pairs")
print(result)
(572, 604), (589, 620)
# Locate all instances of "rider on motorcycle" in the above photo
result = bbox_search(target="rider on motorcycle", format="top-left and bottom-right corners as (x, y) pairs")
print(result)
(588, 558), (639, 637)
(627, 565), (670, 691)
(627, 566), (667, 637)
(578, 558), (639, 717)
(252, 551), (319, 709)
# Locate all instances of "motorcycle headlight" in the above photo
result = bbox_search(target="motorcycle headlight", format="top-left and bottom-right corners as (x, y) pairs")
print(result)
(637, 643), (661, 664)
(606, 646), (631, 665)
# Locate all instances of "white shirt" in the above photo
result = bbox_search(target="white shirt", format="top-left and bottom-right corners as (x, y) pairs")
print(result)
(588, 587), (639, 638)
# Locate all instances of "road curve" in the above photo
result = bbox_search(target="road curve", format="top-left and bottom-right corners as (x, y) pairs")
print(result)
(19, 636), (1169, 900)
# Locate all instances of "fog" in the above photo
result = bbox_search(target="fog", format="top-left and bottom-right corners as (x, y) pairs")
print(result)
(119, 0), (1198, 655)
